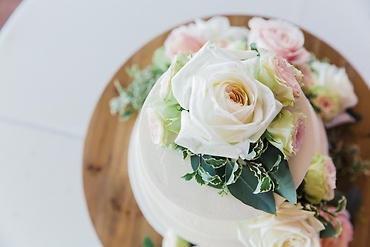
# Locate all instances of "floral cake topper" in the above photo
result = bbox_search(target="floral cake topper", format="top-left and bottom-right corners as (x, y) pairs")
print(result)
(111, 16), (368, 247)
(146, 41), (305, 215)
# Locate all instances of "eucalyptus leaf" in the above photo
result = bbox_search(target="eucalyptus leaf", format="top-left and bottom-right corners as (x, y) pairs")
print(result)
(110, 60), (167, 121)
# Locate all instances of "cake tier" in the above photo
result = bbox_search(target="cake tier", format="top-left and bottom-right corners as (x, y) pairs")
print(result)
(129, 80), (328, 246)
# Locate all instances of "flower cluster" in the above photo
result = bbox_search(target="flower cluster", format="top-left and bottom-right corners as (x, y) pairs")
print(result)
(110, 16), (249, 120)
(164, 16), (249, 61)
(148, 41), (305, 215)
(300, 60), (358, 124)
(112, 16), (363, 247)
(246, 17), (358, 125)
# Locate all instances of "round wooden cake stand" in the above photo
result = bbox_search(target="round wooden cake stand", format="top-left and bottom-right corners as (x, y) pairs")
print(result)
(83, 15), (370, 247)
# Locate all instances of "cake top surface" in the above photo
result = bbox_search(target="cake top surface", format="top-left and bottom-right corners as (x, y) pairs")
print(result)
(138, 72), (324, 221)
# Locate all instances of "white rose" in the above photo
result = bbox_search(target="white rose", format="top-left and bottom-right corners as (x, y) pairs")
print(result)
(164, 16), (249, 60)
(162, 230), (191, 247)
(311, 60), (358, 112)
(146, 106), (165, 145)
(238, 202), (324, 247)
(171, 41), (282, 159)
(195, 16), (249, 50)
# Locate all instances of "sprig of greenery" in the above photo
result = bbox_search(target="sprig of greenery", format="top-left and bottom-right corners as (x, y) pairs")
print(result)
(180, 139), (296, 214)
(142, 236), (155, 247)
(110, 46), (171, 121)
(109, 64), (167, 120)
(297, 188), (347, 239)
(327, 125), (370, 181)
(250, 42), (260, 56)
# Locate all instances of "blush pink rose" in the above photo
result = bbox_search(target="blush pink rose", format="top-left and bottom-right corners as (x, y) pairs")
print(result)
(292, 113), (305, 154)
(304, 154), (336, 203)
(273, 51), (303, 99)
(164, 16), (249, 61)
(266, 110), (305, 158)
(245, 49), (303, 107)
(297, 63), (315, 92)
(324, 157), (336, 200)
(248, 17), (310, 65)
(309, 85), (340, 122)
(320, 210), (354, 247)
(164, 25), (203, 59)
(146, 107), (165, 145)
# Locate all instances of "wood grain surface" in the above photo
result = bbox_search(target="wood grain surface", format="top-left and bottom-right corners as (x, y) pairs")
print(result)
(83, 15), (370, 247)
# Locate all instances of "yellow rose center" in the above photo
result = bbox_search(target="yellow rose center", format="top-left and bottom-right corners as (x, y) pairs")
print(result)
(281, 236), (305, 247)
(225, 84), (248, 106)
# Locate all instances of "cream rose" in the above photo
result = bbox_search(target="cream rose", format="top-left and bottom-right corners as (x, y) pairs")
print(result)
(304, 153), (336, 204)
(171, 42), (282, 159)
(147, 57), (185, 146)
(310, 60), (358, 112)
(197, 16), (249, 50)
(266, 109), (306, 158)
(310, 85), (340, 122)
(238, 202), (324, 247)
(245, 49), (303, 106)
(248, 17), (310, 65)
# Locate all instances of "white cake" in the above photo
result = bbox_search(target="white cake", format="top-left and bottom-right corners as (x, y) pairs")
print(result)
(128, 78), (328, 246)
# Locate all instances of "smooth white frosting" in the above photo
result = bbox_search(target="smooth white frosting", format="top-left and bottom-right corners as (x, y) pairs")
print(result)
(128, 81), (328, 246)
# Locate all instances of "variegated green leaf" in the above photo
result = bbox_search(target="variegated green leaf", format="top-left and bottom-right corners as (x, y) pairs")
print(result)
(227, 161), (276, 214)
(203, 155), (228, 169)
(225, 159), (242, 185)
(198, 167), (223, 186)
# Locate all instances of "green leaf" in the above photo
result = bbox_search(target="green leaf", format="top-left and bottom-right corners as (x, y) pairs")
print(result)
(335, 195), (347, 213)
(142, 236), (155, 247)
(198, 167), (223, 186)
(250, 42), (260, 56)
(181, 172), (195, 181)
(257, 176), (273, 193)
(247, 155), (281, 194)
(225, 159), (242, 185)
(248, 162), (268, 193)
(203, 155), (228, 169)
(318, 215), (340, 238)
(257, 144), (297, 203)
(188, 155), (225, 188)
(110, 62), (168, 121)
(195, 172), (205, 185)
(327, 190), (347, 213)
(190, 155), (201, 171)
(246, 138), (267, 160)
(152, 46), (171, 71)
(227, 162), (276, 214)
